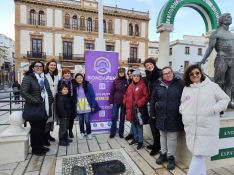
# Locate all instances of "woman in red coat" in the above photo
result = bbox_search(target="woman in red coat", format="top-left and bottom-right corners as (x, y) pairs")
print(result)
(123, 70), (149, 149)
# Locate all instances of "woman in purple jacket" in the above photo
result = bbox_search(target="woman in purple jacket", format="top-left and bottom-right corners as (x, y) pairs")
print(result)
(109, 68), (128, 138)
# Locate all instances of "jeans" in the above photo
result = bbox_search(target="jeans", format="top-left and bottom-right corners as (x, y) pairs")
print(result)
(110, 104), (125, 136)
(59, 118), (68, 140)
(132, 122), (143, 142)
(78, 113), (91, 134)
(160, 131), (178, 157)
(188, 155), (206, 175)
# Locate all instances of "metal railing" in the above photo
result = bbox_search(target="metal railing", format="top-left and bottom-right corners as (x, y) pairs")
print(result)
(27, 51), (46, 60)
(28, 19), (46, 26)
(59, 53), (84, 61)
(128, 58), (141, 63)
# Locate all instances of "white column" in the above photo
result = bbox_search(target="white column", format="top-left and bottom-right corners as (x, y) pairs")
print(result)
(157, 24), (173, 68)
(97, 0), (104, 51)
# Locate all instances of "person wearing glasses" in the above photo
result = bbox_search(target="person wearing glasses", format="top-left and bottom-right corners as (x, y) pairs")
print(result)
(150, 67), (184, 170)
(180, 64), (230, 175)
(21, 61), (54, 156)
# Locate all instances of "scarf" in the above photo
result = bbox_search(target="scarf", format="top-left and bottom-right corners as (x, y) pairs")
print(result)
(34, 72), (49, 116)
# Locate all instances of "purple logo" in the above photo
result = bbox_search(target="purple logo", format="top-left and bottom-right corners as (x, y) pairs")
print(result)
(185, 95), (191, 101)
(107, 122), (112, 126)
(94, 57), (111, 75)
(93, 123), (97, 128)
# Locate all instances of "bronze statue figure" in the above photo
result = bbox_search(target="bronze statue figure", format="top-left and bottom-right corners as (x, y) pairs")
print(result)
(200, 13), (234, 108)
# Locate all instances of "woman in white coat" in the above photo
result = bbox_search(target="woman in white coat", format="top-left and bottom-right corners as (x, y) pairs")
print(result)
(180, 64), (230, 175)
(44, 59), (59, 146)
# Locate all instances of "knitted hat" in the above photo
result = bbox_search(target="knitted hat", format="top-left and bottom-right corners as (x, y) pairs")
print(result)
(132, 69), (141, 76)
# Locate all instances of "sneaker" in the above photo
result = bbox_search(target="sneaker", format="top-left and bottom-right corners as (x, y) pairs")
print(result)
(129, 139), (137, 145)
(87, 134), (92, 140)
(167, 156), (175, 170)
(59, 141), (69, 146)
(137, 142), (143, 150)
(109, 134), (115, 138)
(125, 134), (134, 140)
(156, 153), (167, 165)
(79, 133), (84, 140)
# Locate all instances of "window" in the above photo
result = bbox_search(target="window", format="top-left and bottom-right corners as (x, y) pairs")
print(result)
(106, 45), (114, 51)
(169, 61), (172, 67)
(87, 17), (92, 32)
(72, 15), (78, 29)
(103, 20), (106, 33)
(86, 43), (95, 50)
(135, 24), (139, 36)
(169, 48), (172, 55)
(129, 23), (133, 36)
(64, 14), (70, 28)
(184, 61), (189, 70)
(94, 18), (98, 32)
(80, 16), (85, 30)
(198, 48), (202, 55)
(130, 47), (138, 59)
(185, 47), (190, 54)
(63, 41), (72, 59)
(108, 20), (113, 33)
(29, 9), (36, 25)
(32, 39), (42, 57)
(38, 10), (45, 25)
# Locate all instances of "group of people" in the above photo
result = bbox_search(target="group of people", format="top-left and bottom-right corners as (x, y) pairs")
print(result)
(108, 58), (230, 174)
(20, 58), (230, 174)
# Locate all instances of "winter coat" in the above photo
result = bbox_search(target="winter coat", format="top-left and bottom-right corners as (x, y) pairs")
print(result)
(109, 77), (128, 104)
(56, 93), (72, 118)
(45, 73), (59, 123)
(12, 82), (21, 95)
(180, 77), (230, 156)
(123, 79), (149, 123)
(150, 77), (184, 132)
(21, 73), (54, 116)
(73, 81), (101, 114)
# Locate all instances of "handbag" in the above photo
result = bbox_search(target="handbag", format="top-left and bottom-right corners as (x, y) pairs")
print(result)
(23, 102), (48, 121)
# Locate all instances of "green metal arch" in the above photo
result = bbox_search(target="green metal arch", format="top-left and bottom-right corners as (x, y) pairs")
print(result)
(157, 0), (221, 32)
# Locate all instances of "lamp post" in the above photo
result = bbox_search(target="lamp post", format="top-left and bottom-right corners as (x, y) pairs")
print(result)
(97, 0), (104, 51)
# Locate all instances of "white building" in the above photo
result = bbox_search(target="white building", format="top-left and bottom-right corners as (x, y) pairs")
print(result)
(148, 41), (159, 62)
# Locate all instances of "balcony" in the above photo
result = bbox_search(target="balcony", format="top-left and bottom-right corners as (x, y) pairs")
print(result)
(28, 19), (45, 26)
(128, 58), (141, 64)
(64, 23), (70, 29)
(59, 53), (84, 62)
(27, 51), (46, 60)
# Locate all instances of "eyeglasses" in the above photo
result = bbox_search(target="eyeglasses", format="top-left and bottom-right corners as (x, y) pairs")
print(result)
(189, 71), (200, 77)
(162, 71), (172, 76)
(34, 65), (43, 68)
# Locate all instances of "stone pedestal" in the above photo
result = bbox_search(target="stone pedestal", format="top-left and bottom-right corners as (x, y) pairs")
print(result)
(176, 110), (234, 169)
(0, 111), (30, 165)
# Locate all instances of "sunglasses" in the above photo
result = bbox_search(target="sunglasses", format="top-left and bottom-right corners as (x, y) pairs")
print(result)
(189, 71), (200, 77)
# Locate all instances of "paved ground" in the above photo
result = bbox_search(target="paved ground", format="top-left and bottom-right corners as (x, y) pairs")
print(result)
(0, 106), (234, 175)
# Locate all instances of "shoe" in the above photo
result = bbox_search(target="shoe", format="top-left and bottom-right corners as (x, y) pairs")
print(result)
(87, 134), (92, 140)
(125, 134), (134, 140)
(129, 139), (137, 145)
(59, 141), (69, 146)
(109, 134), (115, 138)
(69, 131), (74, 138)
(79, 133), (84, 140)
(150, 148), (160, 156)
(146, 144), (154, 150)
(156, 153), (167, 165)
(119, 134), (124, 139)
(44, 140), (51, 147)
(48, 134), (56, 142)
(32, 151), (46, 156)
(42, 147), (50, 152)
(167, 156), (175, 170)
(137, 142), (143, 150)
(66, 138), (73, 143)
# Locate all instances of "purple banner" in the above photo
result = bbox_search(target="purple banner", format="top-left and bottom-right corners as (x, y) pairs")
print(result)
(85, 50), (119, 132)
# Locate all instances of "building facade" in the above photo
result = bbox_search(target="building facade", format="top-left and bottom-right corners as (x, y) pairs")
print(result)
(148, 41), (159, 61)
(14, 0), (149, 80)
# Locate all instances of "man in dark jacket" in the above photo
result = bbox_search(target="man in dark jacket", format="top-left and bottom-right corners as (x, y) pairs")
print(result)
(12, 80), (21, 104)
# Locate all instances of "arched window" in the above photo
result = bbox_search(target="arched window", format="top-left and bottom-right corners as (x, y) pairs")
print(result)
(108, 20), (113, 33)
(38, 10), (45, 25)
(94, 18), (98, 32)
(135, 24), (139, 36)
(129, 23), (133, 36)
(29, 9), (36, 25)
(80, 16), (85, 30)
(72, 15), (78, 29)
(87, 17), (92, 32)
(103, 19), (106, 33)
(64, 14), (70, 28)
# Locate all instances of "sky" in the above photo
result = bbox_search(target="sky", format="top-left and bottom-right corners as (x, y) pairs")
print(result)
(0, 0), (234, 41)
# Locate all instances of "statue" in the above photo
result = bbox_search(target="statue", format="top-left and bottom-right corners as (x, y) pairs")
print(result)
(200, 13), (234, 108)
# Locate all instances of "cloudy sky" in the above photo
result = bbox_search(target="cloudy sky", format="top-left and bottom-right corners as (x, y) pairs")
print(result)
(0, 0), (234, 41)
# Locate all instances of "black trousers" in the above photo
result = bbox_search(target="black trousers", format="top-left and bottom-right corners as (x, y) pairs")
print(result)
(149, 118), (160, 150)
(29, 119), (47, 154)
(69, 116), (75, 132)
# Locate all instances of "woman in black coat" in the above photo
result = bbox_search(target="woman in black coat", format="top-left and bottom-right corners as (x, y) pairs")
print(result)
(21, 61), (53, 156)
(150, 67), (184, 170)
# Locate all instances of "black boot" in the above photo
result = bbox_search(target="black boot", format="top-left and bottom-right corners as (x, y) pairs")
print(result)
(150, 148), (160, 156)
(69, 130), (74, 138)
(44, 132), (50, 146)
(48, 133), (56, 142)
(137, 142), (143, 150)
(167, 156), (175, 170)
(125, 134), (134, 140)
(156, 153), (167, 165)
(129, 139), (137, 145)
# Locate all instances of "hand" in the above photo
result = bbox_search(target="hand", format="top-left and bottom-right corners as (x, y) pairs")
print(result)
(110, 104), (113, 108)
(91, 108), (95, 112)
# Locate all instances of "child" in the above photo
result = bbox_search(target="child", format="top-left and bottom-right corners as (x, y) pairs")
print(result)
(74, 73), (100, 140)
(56, 84), (73, 146)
